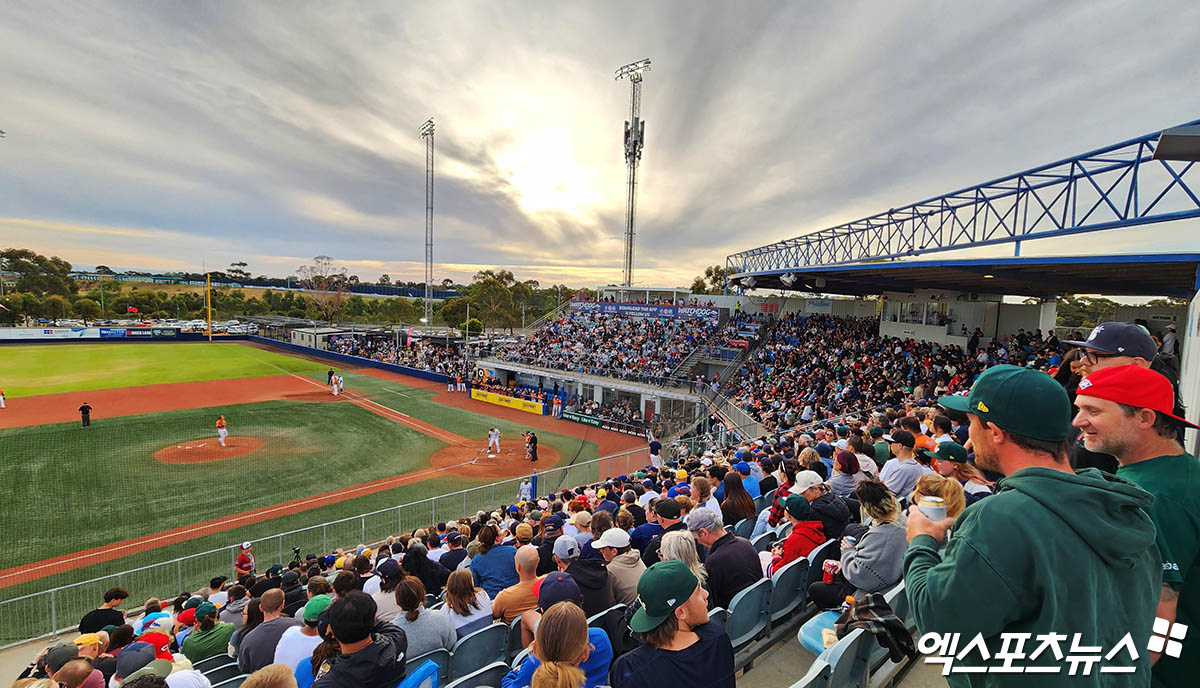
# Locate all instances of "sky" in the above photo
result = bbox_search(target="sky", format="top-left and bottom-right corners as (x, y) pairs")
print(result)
(2, 0), (1200, 289)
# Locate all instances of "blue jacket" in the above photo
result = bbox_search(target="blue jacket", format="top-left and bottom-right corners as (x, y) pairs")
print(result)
(629, 523), (662, 552)
(502, 627), (613, 688)
(469, 545), (519, 598)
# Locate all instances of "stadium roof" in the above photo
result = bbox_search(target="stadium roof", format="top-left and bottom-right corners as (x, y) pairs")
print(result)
(734, 253), (1200, 299)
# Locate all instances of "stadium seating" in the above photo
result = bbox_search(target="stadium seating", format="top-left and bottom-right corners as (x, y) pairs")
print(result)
(726, 578), (772, 652)
(211, 674), (251, 688)
(449, 622), (508, 680)
(406, 648), (451, 681)
(752, 531), (775, 553)
(444, 662), (508, 688)
(768, 556), (809, 628)
(510, 646), (533, 670)
(733, 517), (754, 539)
(505, 615), (524, 661)
(204, 663), (245, 684)
(194, 655), (236, 673)
(397, 659), (440, 688)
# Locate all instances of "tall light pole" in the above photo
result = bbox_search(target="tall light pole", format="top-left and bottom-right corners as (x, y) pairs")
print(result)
(419, 117), (436, 334)
(615, 58), (650, 290)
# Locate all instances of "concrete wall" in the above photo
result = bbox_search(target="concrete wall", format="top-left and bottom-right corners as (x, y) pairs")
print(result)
(1114, 305), (1188, 337)
(996, 304), (1043, 338)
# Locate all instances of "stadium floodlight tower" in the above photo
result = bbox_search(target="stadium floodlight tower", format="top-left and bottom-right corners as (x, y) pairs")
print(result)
(615, 58), (650, 290)
(419, 117), (435, 332)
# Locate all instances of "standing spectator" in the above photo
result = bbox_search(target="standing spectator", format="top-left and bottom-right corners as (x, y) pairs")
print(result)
(470, 524), (519, 598)
(1071, 364), (1200, 681)
(312, 591), (406, 688)
(719, 472), (756, 529)
(442, 569), (494, 638)
(237, 589), (302, 673)
(235, 542), (255, 578)
(78, 588), (128, 634)
(492, 545), (541, 624)
(181, 602), (235, 664)
(595, 528), (645, 605)
(610, 561), (735, 688)
(391, 577), (456, 658)
(685, 508), (761, 609)
(272, 595), (331, 670)
(906, 365), (1160, 679)
(648, 437), (663, 468)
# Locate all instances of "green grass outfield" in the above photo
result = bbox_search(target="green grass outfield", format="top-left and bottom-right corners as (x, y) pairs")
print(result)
(0, 342), (329, 397)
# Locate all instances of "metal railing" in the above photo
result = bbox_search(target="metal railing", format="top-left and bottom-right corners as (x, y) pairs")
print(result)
(0, 446), (649, 649)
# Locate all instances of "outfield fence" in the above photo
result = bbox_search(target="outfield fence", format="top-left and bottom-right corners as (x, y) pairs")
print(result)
(0, 445), (648, 649)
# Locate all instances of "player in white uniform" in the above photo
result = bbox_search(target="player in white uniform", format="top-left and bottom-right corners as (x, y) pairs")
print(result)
(518, 478), (531, 502)
(487, 427), (501, 453)
(216, 415), (228, 447)
(0, 385), (6, 409)
(337, 375), (344, 394)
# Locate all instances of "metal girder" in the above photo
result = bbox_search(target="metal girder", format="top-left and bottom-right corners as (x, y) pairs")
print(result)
(728, 119), (1200, 276)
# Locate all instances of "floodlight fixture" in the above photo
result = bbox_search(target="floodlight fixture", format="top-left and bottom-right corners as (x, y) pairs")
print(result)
(779, 273), (797, 287)
(615, 59), (651, 81)
(742, 276), (757, 289)
(419, 118), (435, 138)
(1154, 124), (1200, 162)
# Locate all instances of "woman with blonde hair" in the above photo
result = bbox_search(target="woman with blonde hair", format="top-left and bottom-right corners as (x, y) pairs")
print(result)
(929, 442), (993, 505)
(441, 568), (493, 638)
(240, 663), (298, 688)
(690, 477), (722, 522)
(530, 602), (591, 688)
(658, 530), (706, 585)
(798, 446), (827, 480)
(911, 473), (966, 519)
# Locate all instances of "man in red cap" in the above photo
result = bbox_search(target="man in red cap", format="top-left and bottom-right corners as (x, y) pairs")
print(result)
(1072, 364), (1199, 685)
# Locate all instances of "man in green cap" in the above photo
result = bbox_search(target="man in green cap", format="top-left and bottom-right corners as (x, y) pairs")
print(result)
(904, 364), (1161, 683)
(609, 560), (734, 688)
(180, 601), (235, 664)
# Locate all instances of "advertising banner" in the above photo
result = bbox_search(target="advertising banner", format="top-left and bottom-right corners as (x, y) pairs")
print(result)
(99, 328), (127, 338)
(0, 327), (99, 340)
(124, 329), (152, 337)
(806, 299), (832, 314)
(470, 388), (547, 415)
(569, 302), (721, 323)
(151, 328), (178, 338)
(561, 410), (646, 437)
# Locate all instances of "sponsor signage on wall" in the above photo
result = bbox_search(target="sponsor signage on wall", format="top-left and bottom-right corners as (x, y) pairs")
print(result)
(806, 299), (832, 314)
(569, 302), (722, 322)
(0, 327), (180, 341)
(562, 410), (646, 436)
(471, 388), (547, 415)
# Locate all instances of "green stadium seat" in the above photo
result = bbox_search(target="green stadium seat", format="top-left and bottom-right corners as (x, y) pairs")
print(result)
(449, 622), (507, 679)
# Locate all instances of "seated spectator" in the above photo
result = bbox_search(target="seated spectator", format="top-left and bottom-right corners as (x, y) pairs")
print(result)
(469, 524), (519, 598)
(686, 508), (762, 610)
(180, 602), (235, 664)
(238, 588), (302, 673)
(272, 595), (331, 670)
(312, 591), (406, 688)
(719, 472), (756, 529)
(392, 576), (456, 658)
(764, 496), (826, 577)
(910, 473), (966, 519)
(438, 532), (469, 571)
(734, 461), (761, 499)
(241, 663), (299, 688)
(368, 559), (403, 622)
(219, 586), (249, 629)
(231, 599), (264, 655)
(829, 450), (866, 497)
(280, 571), (307, 618)
(878, 430), (925, 496)
(640, 499), (686, 567)
(923, 441), (993, 504)
(79, 587), (128, 634)
(492, 545), (542, 624)
(630, 499), (663, 553)
(73, 632), (116, 683)
(250, 565), (285, 598)
(595, 528), (645, 606)
(610, 561), (735, 688)
(51, 658), (102, 688)
(553, 535), (612, 617)
(442, 569), (494, 638)
(400, 542), (450, 598)
(657, 531), (707, 598)
(807, 480), (906, 609)
(511, 573), (614, 684)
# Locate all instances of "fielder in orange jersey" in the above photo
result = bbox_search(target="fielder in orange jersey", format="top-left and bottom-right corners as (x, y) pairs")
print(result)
(0, 385), (6, 409)
(216, 414), (228, 447)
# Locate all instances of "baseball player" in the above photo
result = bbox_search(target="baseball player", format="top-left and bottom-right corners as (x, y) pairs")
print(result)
(457, 373), (466, 392)
(331, 374), (341, 396)
(447, 375), (455, 392)
(0, 385), (5, 409)
(216, 415), (228, 447)
(78, 402), (93, 428)
(527, 431), (539, 462)
(337, 374), (344, 395)
(487, 427), (501, 453)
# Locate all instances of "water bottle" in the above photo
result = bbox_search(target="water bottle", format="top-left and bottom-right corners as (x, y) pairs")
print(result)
(839, 595), (855, 614)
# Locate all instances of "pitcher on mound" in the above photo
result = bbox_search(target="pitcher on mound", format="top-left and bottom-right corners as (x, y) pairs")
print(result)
(487, 427), (501, 454)
(216, 415), (228, 447)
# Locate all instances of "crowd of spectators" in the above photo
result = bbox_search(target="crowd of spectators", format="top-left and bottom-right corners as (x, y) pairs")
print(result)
(496, 311), (718, 384)
(327, 335), (469, 379)
(17, 319), (1195, 687)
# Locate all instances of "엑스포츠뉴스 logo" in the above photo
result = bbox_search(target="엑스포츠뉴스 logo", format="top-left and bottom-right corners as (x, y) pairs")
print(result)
(1148, 617), (1188, 658)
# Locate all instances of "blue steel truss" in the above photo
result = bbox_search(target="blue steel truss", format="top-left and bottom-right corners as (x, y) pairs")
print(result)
(728, 119), (1200, 277)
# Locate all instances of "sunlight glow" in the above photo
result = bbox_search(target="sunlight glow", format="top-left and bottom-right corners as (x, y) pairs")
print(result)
(494, 128), (604, 220)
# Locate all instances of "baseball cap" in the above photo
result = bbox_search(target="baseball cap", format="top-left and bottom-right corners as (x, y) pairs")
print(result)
(194, 602), (218, 622)
(869, 426), (885, 438)
(183, 596), (203, 610)
(176, 608), (196, 626)
(784, 495), (812, 520)
(445, 531), (463, 546)
(545, 514), (565, 534)
(73, 633), (102, 648)
(594, 528), (631, 549)
(629, 560), (699, 633)
(918, 442), (970, 464)
(241, 541), (252, 550)
(515, 523), (533, 542)
(45, 644), (80, 673)
(304, 594), (334, 622)
(281, 570), (300, 585)
(882, 430), (915, 448)
(122, 659), (173, 683)
(553, 534), (580, 560)
(1075, 365), (1198, 429)
(791, 470), (824, 493)
(573, 511), (592, 528)
(654, 498), (682, 520)
(114, 642), (158, 679)
(675, 468), (688, 480)
(939, 364), (1072, 441)
(735, 461), (751, 474)
(535, 572), (582, 609)
(138, 632), (173, 660)
(376, 558), (402, 579)
(1063, 322), (1157, 360)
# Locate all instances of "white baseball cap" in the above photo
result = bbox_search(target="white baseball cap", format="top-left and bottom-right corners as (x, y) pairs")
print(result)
(792, 471), (824, 493)
(241, 541), (252, 550)
(594, 528), (631, 549)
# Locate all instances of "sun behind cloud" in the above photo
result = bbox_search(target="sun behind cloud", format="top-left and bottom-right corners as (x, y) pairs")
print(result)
(494, 128), (606, 222)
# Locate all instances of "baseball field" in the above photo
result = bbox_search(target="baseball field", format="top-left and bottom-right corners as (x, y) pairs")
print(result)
(0, 340), (647, 644)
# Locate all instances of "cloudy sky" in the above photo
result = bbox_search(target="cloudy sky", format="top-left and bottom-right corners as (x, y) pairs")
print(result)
(2, 0), (1199, 288)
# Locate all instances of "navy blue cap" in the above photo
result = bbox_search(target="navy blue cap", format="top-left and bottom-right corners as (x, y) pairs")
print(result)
(1062, 322), (1157, 361)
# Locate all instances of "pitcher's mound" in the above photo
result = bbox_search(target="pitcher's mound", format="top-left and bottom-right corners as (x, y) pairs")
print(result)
(155, 437), (265, 464)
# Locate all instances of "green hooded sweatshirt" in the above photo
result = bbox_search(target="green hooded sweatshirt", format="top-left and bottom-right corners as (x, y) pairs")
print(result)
(904, 466), (1161, 686)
